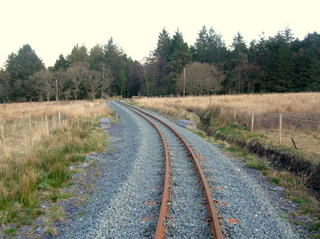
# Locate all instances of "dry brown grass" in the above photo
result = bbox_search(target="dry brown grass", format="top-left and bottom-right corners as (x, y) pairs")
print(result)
(0, 100), (112, 123)
(0, 100), (111, 225)
(133, 92), (320, 162)
(0, 100), (112, 157)
(135, 92), (320, 114)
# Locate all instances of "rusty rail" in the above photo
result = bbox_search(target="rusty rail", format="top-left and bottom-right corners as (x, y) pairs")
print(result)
(118, 101), (224, 239)
(118, 102), (171, 239)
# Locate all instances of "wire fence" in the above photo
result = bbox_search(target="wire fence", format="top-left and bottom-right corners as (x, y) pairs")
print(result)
(0, 112), (69, 157)
(214, 106), (320, 159)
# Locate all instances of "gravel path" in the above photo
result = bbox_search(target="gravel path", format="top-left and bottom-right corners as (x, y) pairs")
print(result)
(134, 104), (303, 239)
(56, 102), (164, 238)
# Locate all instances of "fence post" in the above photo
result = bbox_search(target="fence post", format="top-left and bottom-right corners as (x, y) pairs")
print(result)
(279, 113), (282, 144)
(251, 112), (255, 132)
(45, 116), (49, 135)
(209, 97), (212, 106)
(0, 124), (5, 155)
(234, 109), (237, 122)
(0, 125), (5, 143)
(58, 112), (61, 127)
(28, 118), (33, 146)
(29, 118), (32, 131)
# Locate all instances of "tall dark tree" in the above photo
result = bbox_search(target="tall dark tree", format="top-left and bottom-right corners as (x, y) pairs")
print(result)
(167, 30), (191, 94)
(154, 29), (171, 58)
(193, 26), (208, 62)
(53, 54), (70, 71)
(5, 44), (44, 101)
(67, 44), (89, 63)
(193, 26), (227, 65)
(222, 33), (248, 93)
(104, 38), (129, 95)
(89, 44), (105, 70)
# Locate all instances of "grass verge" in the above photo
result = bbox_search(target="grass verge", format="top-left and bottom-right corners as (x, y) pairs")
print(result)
(0, 110), (110, 232)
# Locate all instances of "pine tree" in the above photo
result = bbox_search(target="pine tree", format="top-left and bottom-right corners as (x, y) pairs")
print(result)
(89, 44), (105, 70)
(67, 44), (89, 63)
(154, 28), (171, 58)
(193, 26), (208, 62)
(53, 54), (70, 71)
(5, 44), (44, 101)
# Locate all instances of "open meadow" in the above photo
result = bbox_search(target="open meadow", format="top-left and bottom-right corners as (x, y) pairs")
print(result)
(0, 100), (112, 227)
(134, 92), (320, 162)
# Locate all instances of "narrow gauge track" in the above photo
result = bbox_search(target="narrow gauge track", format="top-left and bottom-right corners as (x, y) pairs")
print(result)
(118, 102), (224, 239)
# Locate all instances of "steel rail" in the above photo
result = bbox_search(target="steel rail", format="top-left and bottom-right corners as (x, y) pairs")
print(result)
(118, 101), (224, 239)
(118, 102), (171, 239)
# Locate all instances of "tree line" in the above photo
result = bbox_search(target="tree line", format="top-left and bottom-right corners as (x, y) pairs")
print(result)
(0, 27), (320, 102)
(0, 38), (144, 102)
(145, 27), (320, 96)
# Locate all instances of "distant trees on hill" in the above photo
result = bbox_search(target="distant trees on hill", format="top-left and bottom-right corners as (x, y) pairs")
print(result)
(0, 27), (320, 103)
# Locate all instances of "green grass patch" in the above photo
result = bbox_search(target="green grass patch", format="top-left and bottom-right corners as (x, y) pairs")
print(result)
(271, 177), (281, 185)
(245, 159), (268, 171)
(291, 197), (309, 204)
(0, 117), (107, 226)
(4, 227), (17, 236)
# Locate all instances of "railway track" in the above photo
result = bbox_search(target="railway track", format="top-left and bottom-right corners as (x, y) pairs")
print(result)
(118, 101), (224, 239)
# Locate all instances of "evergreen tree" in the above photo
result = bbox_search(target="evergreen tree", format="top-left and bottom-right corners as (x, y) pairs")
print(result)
(193, 26), (208, 62)
(89, 44), (105, 70)
(154, 28), (171, 58)
(223, 33), (248, 93)
(67, 44), (89, 63)
(5, 44), (44, 100)
(206, 28), (227, 64)
(53, 54), (70, 71)
(167, 30), (191, 94)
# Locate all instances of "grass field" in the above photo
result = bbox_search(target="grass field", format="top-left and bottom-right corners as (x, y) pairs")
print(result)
(134, 92), (320, 162)
(135, 92), (320, 114)
(0, 100), (112, 229)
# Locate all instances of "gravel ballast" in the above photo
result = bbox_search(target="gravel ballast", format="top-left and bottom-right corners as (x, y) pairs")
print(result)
(133, 103), (303, 239)
(54, 101), (303, 239)
(56, 102), (164, 238)
(144, 114), (212, 238)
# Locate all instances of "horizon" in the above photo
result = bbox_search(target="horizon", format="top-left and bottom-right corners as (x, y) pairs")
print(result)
(1, 0), (320, 68)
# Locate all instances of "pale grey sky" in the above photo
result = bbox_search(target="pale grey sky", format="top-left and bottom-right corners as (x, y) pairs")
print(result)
(1, 0), (319, 67)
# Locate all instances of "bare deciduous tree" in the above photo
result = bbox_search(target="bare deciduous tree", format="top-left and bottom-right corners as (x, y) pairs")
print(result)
(178, 62), (224, 95)
(67, 62), (89, 100)
(99, 63), (113, 99)
(83, 70), (101, 100)
(29, 69), (55, 101)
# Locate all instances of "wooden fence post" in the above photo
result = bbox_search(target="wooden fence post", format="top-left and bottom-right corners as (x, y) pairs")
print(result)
(279, 113), (282, 144)
(29, 118), (32, 131)
(251, 112), (255, 132)
(45, 116), (49, 135)
(58, 112), (61, 127)
(0, 124), (6, 155)
(0, 125), (5, 143)
(234, 109), (237, 122)
(28, 118), (33, 146)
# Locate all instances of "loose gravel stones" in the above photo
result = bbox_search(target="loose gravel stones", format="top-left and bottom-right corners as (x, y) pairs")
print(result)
(139, 106), (303, 239)
(55, 102), (164, 238)
(55, 102), (303, 239)
(146, 117), (212, 238)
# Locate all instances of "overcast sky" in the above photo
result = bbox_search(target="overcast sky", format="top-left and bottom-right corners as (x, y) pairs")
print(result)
(1, 0), (319, 68)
